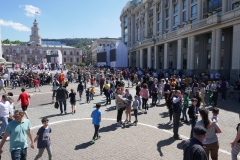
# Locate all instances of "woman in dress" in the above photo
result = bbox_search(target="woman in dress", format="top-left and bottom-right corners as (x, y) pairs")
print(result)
(139, 83), (149, 113)
(69, 89), (76, 114)
(115, 87), (127, 127)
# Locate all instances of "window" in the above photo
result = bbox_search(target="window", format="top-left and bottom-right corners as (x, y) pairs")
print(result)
(13, 50), (16, 53)
(191, 5), (197, 17)
(76, 52), (79, 55)
(183, 53), (187, 69)
(32, 50), (35, 54)
(166, 9), (169, 18)
(221, 49), (224, 69)
(28, 50), (30, 54)
(207, 50), (211, 69)
(222, 34), (225, 41)
(38, 50), (40, 54)
(169, 43), (172, 51)
(194, 52), (198, 69)
(173, 27), (178, 31)
(99, 44), (102, 46)
(158, 23), (161, 31)
(174, 4), (178, 14)
(64, 51), (66, 55)
(183, 39), (187, 48)
(124, 16), (128, 27)
(192, 0), (197, 3)
(168, 55), (173, 69)
(21, 50), (24, 54)
(195, 36), (199, 45)
(70, 58), (73, 62)
(5, 49), (8, 53)
(77, 58), (79, 62)
(103, 44), (105, 47)
(232, 3), (238, 10)
(174, 16), (178, 26)
(183, 11), (186, 22)
(191, 19), (197, 23)
(158, 13), (161, 21)
(64, 58), (66, 62)
(166, 19), (169, 28)
(70, 51), (73, 55)
(183, 0), (186, 9)
(208, 34), (211, 44)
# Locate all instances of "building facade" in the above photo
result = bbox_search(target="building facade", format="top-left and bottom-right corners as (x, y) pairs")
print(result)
(2, 20), (82, 65)
(91, 38), (128, 67)
(120, 0), (240, 81)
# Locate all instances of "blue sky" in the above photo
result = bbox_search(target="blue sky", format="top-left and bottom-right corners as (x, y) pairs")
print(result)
(0, 0), (128, 41)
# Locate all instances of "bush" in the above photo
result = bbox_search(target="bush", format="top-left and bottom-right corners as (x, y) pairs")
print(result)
(78, 62), (86, 66)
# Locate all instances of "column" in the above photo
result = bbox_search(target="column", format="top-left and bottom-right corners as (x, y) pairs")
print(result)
(164, 43), (168, 69)
(140, 49), (143, 68)
(215, 28), (222, 70)
(153, 4), (157, 36)
(169, 0), (173, 32)
(197, 0), (202, 21)
(222, 0), (228, 13)
(147, 46), (151, 68)
(177, 39), (182, 69)
(121, 17), (124, 42)
(190, 36), (195, 69)
(154, 45), (158, 69)
(231, 24), (240, 70)
(178, 0), (182, 25)
(211, 30), (216, 70)
(131, 15), (135, 47)
(129, 52), (132, 67)
(187, 36), (191, 69)
(144, 5), (148, 38)
(127, 17), (131, 48)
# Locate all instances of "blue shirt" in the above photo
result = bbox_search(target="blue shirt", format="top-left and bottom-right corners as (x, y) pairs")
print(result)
(37, 126), (52, 148)
(5, 119), (31, 152)
(91, 109), (101, 125)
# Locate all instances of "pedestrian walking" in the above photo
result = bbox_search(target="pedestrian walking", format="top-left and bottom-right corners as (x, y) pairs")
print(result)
(17, 88), (31, 119)
(0, 110), (34, 159)
(181, 92), (189, 123)
(0, 77), (6, 93)
(69, 89), (76, 114)
(132, 95), (139, 125)
(56, 84), (69, 114)
(34, 118), (52, 160)
(124, 89), (132, 123)
(183, 126), (208, 160)
(52, 78), (60, 103)
(115, 87), (127, 127)
(77, 81), (84, 101)
(188, 98), (198, 138)
(91, 103), (102, 143)
(33, 78), (41, 92)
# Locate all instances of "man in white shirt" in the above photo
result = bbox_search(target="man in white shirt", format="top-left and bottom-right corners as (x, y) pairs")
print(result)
(0, 77), (6, 93)
(0, 94), (13, 139)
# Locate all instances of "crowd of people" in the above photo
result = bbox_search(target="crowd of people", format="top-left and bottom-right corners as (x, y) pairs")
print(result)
(0, 65), (239, 159)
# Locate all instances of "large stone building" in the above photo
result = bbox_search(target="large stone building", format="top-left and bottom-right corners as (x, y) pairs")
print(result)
(120, 0), (240, 81)
(1, 20), (82, 65)
(91, 38), (128, 67)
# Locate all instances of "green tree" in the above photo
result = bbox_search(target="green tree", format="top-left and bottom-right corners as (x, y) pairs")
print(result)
(2, 39), (11, 44)
(78, 62), (85, 66)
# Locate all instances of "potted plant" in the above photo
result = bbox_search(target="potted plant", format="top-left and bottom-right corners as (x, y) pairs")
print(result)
(177, 25), (181, 28)
(187, 20), (191, 24)
(212, 10), (217, 14)
(208, 12), (212, 16)
(236, 2), (240, 7)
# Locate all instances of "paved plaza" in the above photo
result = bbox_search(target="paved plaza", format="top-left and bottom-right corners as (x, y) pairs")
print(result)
(0, 81), (240, 160)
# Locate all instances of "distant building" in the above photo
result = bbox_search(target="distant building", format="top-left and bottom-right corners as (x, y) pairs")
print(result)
(2, 19), (82, 64)
(91, 38), (128, 68)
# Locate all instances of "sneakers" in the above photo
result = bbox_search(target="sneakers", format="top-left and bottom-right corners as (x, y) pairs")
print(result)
(117, 123), (122, 127)
(180, 118), (184, 121)
(65, 111), (67, 114)
(91, 139), (95, 143)
(124, 119), (128, 123)
(127, 120), (131, 124)
(95, 136), (101, 140)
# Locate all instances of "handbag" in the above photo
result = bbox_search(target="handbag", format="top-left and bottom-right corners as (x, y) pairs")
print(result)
(54, 102), (59, 109)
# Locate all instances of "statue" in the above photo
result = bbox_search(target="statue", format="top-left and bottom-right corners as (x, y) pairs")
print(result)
(0, 30), (6, 63)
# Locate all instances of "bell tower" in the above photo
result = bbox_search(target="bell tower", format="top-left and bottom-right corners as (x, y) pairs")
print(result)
(29, 19), (41, 45)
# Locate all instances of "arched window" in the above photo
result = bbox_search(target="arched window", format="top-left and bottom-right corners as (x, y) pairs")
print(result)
(38, 50), (40, 54)
(76, 52), (79, 55)
(70, 51), (73, 55)
(21, 50), (24, 54)
(5, 49), (8, 53)
(13, 50), (16, 53)
(64, 51), (66, 55)
(32, 50), (35, 54)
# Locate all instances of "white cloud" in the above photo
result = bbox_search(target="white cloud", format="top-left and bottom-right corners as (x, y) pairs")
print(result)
(0, 19), (31, 32)
(19, 5), (41, 17)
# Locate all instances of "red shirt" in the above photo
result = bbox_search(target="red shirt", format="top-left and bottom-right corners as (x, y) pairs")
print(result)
(90, 78), (94, 84)
(58, 76), (63, 83)
(18, 92), (30, 106)
(33, 79), (39, 86)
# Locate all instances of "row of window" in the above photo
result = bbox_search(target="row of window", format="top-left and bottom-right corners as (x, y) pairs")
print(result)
(4, 50), (80, 55)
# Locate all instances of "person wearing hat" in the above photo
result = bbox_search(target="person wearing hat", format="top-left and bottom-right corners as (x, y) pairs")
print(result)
(183, 126), (208, 160)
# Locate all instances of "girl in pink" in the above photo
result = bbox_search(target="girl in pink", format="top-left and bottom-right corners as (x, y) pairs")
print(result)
(139, 83), (149, 113)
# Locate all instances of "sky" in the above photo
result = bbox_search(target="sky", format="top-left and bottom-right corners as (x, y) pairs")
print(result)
(0, 0), (129, 41)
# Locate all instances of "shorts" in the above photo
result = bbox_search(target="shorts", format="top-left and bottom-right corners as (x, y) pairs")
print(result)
(91, 83), (94, 85)
(70, 101), (76, 105)
(21, 106), (28, 111)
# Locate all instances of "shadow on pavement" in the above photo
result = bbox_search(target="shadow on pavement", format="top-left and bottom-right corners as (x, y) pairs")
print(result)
(159, 112), (169, 118)
(177, 140), (186, 150)
(105, 106), (116, 112)
(157, 137), (175, 157)
(158, 123), (173, 130)
(75, 142), (93, 150)
(99, 124), (117, 133)
(40, 112), (71, 119)
(40, 102), (53, 106)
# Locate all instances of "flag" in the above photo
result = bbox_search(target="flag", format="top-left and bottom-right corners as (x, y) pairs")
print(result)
(35, 11), (40, 14)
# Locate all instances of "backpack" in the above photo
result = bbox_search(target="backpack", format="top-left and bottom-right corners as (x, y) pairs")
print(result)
(188, 105), (194, 119)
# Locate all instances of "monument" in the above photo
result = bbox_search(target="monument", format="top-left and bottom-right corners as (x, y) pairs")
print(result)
(0, 30), (6, 64)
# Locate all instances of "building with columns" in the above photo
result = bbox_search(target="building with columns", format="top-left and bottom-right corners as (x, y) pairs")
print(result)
(1, 19), (82, 65)
(120, 0), (240, 81)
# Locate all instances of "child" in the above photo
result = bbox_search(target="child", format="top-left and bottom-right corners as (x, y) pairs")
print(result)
(34, 118), (52, 160)
(128, 78), (130, 88)
(181, 92), (189, 123)
(212, 107), (219, 123)
(90, 87), (95, 100)
(157, 83), (163, 104)
(124, 89), (132, 123)
(132, 95), (139, 125)
(33, 78), (41, 92)
(86, 88), (90, 103)
(69, 89), (76, 114)
(91, 103), (102, 143)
